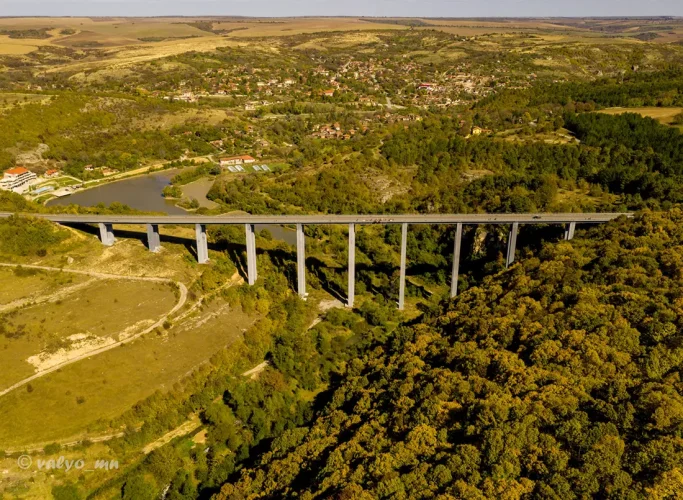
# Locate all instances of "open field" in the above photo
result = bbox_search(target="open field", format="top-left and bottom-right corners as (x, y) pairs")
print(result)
(0, 16), (680, 74)
(0, 296), (253, 448)
(212, 18), (405, 37)
(0, 278), (177, 392)
(599, 106), (683, 126)
(0, 267), (88, 305)
(0, 221), (252, 448)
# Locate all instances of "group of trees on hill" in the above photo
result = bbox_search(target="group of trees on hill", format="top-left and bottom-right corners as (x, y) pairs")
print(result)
(216, 210), (683, 499)
(479, 68), (683, 110)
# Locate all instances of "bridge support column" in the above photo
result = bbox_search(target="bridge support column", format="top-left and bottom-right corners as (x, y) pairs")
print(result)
(398, 223), (408, 310)
(450, 223), (463, 298)
(146, 224), (161, 252)
(195, 224), (209, 264)
(296, 224), (306, 299)
(565, 222), (576, 241)
(347, 223), (355, 308)
(245, 224), (257, 285)
(506, 222), (518, 268)
(98, 223), (115, 246)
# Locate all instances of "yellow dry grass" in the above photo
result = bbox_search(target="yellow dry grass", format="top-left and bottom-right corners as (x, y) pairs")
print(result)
(599, 107), (683, 125)
(213, 18), (404, 37)
(421, 19), (584, 31)
(42, 36), (244, 74)
(0, 33), (57, 55)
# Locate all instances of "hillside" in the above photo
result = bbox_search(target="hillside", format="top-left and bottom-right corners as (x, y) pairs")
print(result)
(217, 210), (683, 499)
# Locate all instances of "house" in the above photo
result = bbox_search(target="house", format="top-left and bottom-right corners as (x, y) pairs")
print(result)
(219, 155), (256, 167)
(322, 89), (335, 97)
(44, 169), (60, 179)
(0, 167), (37, 193)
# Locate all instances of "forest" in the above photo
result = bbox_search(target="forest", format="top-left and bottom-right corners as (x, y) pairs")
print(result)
(96, 210), (683, 500)
(213, 210), (683, 499)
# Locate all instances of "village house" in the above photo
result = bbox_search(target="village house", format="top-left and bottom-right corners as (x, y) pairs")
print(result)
(220, 155), (256, 167)
(0, 167), (37, 193)
(44, 169), (60, 178)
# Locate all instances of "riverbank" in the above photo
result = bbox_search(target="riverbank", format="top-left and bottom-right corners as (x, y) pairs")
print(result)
(39, 155), (214, 206)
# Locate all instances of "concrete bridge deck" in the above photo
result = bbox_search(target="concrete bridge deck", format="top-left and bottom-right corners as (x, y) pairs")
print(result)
(0, 211), (632, 309)
(0, 212), (628, 225)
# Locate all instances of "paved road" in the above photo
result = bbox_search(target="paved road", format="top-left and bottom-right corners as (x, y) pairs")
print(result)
(0, 212), (632, 225)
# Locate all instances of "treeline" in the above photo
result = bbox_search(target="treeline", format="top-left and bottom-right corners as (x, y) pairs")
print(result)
(170, 163), (221, 186)
(0, 28), (51, 39)
(0, 215), (67, 257)
(565, 112), (683, 170)
(478, 68), (683, 110)
(217, 209), (683, 499)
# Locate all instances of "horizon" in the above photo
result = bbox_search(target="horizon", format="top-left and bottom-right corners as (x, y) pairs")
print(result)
(3, 0), (683, 18)
(2, 15), (683, 19)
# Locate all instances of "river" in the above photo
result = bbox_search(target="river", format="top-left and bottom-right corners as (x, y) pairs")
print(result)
(46, 169), (297, 245)
(47, 169), (185, 214)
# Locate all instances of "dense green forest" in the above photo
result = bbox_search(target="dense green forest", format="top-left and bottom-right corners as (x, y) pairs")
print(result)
(214, 210), (683, 499)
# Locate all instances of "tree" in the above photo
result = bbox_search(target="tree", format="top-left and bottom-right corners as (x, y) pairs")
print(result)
(122, 474), (156, 500)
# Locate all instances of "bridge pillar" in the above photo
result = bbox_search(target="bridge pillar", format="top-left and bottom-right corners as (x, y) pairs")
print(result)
(296, 223), (306, 299)
(347, 223), (355, 308)
(245, 224), (257, 285)
(98, 223), (115, 246)
(506, 222), (519, 268)
(565, 222), (576, 241)
(195, 224), (209, 264)
(398, 223), (408, 310)
(450, 223), (463, 298)
(146, 224), (161, 252)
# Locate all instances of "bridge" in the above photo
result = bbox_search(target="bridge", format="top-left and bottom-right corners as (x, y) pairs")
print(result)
(0, 212), (630, 310)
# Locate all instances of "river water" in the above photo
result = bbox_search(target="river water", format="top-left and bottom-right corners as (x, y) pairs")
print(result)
(46, 169), (297, 245)
(47, 169), (185, 214)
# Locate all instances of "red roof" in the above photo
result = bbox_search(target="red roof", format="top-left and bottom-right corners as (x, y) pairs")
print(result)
(5, 167), (29, 175)
(221, 155), (255, 161)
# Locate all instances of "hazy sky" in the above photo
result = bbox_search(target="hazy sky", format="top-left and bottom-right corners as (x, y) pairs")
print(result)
(2, 0), (682, 18)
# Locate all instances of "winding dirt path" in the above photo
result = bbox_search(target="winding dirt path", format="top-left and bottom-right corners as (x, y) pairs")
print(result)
(0, 263), (188, 398)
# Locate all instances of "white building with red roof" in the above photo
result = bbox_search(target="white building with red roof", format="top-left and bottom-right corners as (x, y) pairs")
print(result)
(0, 167), (37, 193)
(219, 155), (256, 167)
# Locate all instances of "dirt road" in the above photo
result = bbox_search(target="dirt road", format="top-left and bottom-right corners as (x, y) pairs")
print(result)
(0, 263), (188, 398)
